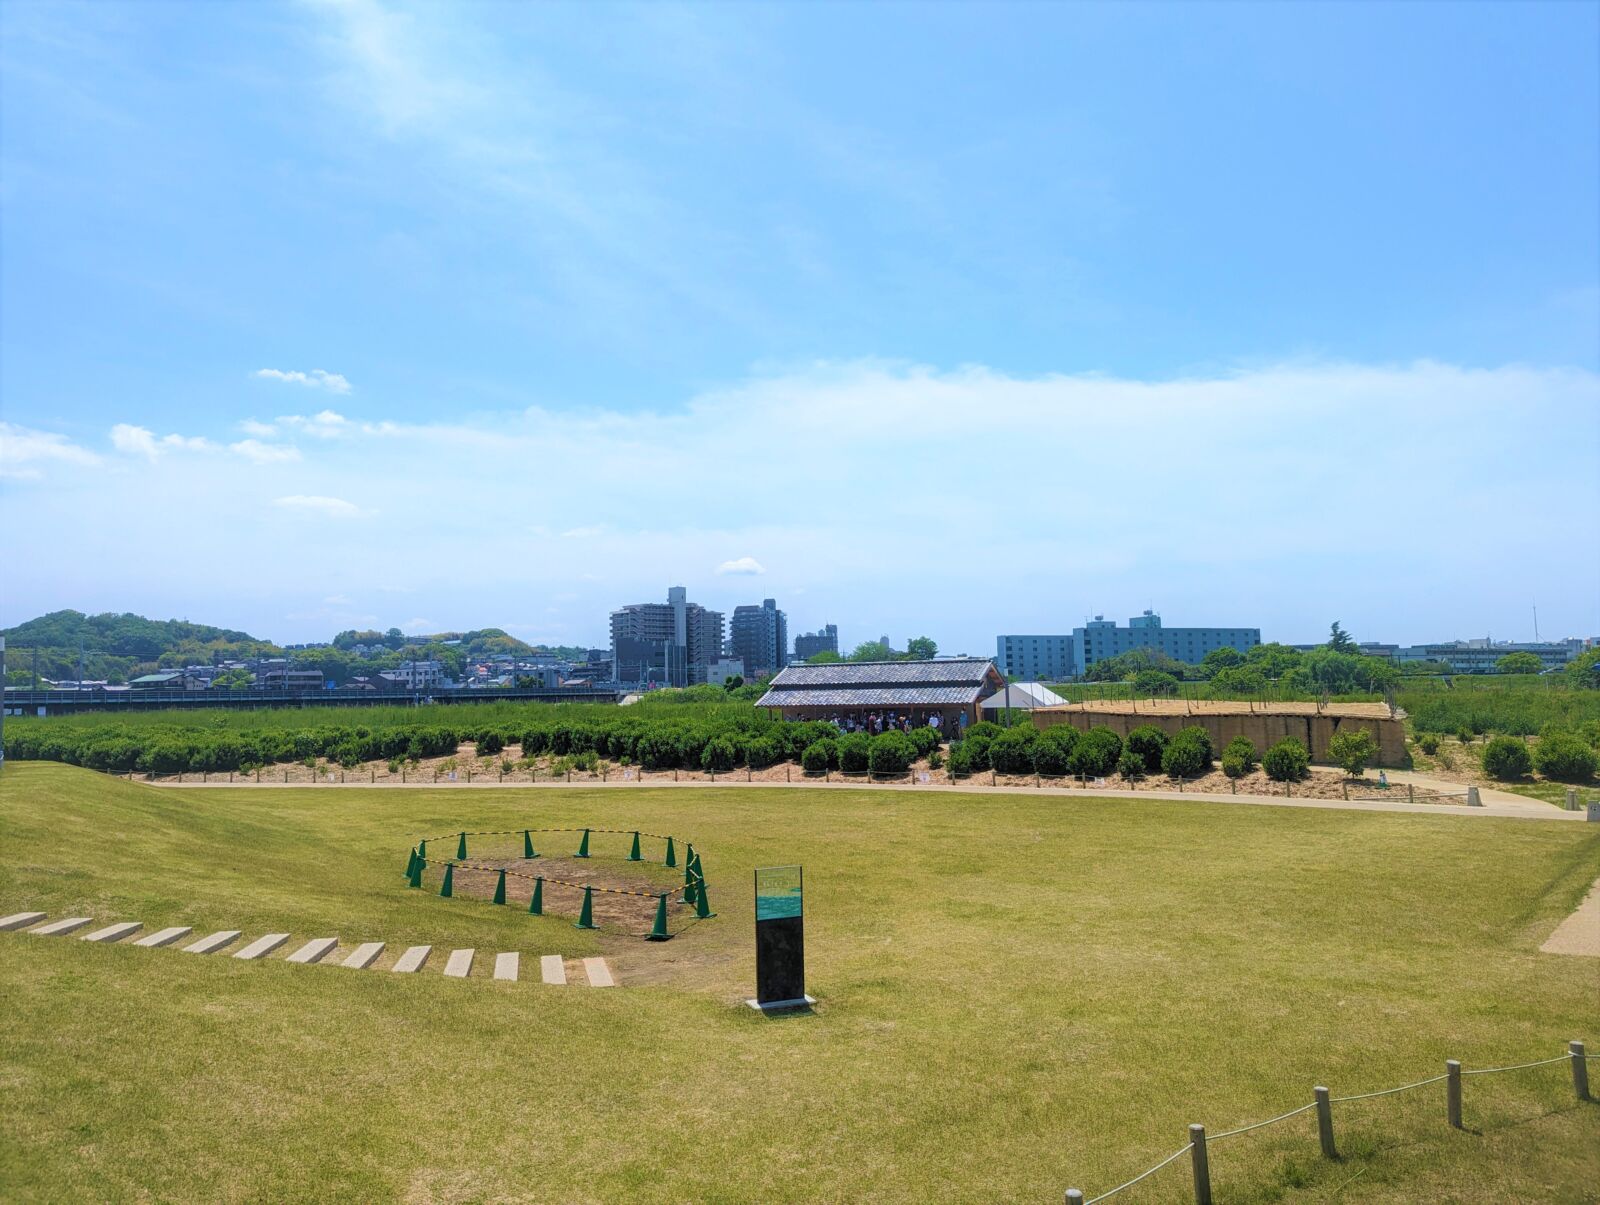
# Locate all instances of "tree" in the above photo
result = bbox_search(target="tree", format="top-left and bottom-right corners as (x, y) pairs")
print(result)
(905, 636), (938, 661)
(1568, 648), (1600, 690)
(848, 639), (894, 662)
(1494, 651), (1543, 676)
(806, 651), (843, 664)
(1481, 735), (1532, 781)
(1199, 647), (1245, 677)
(1210, 666), (1267, 695)
(1328, 728), (1378, 778)
(1131, 669), (1180, 697)
(1262, 737), (1310, 782)
(1327, 622), (1356, 654)
(722, 675), (744, 691)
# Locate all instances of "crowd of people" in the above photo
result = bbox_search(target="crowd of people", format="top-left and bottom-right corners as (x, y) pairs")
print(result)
(825, 711), (961, 738)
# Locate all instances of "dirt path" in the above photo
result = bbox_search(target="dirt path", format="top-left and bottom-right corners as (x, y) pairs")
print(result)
(153, 775), (1584, 821)
(1541, 876), (1600, 957)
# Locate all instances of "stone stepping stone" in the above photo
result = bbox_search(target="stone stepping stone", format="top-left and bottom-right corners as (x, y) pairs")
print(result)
(82, 922), (142, 943)
(443, 949), (474, 978)
(183, 930), (241, 954)
(391, 945), (430, 973)
(341, 942), (385, 969)
(233, 933), (289, 960)
(285, 938), (339, 964)
(493, 952), (519, 981)
(0, 912), (46, 931)
(582, 957), (615, 988)
(540, 954), (566, 985)
(30, 917), (92, 937)
(134, 926), (193, 948)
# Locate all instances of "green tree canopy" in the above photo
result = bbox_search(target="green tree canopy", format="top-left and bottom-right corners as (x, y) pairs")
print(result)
(905, 636), (939, 660)
(1494, 651), (1543, 676)
(1327, 621), (1357, 654)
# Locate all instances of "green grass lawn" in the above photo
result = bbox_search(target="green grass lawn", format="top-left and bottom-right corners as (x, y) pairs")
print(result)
(1, 762), (1597, 1203)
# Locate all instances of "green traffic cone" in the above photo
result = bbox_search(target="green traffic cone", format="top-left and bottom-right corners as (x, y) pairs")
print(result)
(418, 838), (427, 862)
(405, 847), (418, 879)
(523, 829), (535, 859)
(529, 877), (543, 915)
(683, 873), (699, 905)
(664, 836), (676, 867)
(628, 831), (642, 861)
(440, 863), (454, 898)
(683, 844), (696, 886)
(493, 868), (507, 905)
(456, 831), (468, 860)
(408, 851), (424, 889)
(693, 878), (715, 919)
(575, 828), (591, 858)
(647, 893), (670, 940)
(574, 885), (596, 929)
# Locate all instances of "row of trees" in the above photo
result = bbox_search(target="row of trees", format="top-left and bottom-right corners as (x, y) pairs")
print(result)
(806, 636), (939, 664)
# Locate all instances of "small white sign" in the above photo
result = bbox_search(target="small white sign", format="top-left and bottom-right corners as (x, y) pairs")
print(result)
(623, 769), (635, 780)
(918, 772), (931, 783)
(449, 771), (458, 782)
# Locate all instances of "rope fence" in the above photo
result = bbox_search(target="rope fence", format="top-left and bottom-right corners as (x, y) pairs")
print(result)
(1064, 1042), (1594, 1204)
(402, 826), (715, 940)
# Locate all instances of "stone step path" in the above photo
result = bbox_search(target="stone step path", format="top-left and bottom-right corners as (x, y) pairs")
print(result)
(234, 933), (290, 961)
(341, 942), (385, 969)
(5, 912), (615, 986)
(82, 922), (142, 943)
(135, 926), (193, 948)
(184, 930), (241, 954)
(392, 944), (430, 973)
(285, 937), (338, 965)
(30, 917), (92, 937)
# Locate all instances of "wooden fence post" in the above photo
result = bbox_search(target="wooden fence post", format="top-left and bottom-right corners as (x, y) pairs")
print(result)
(1572, 1041), (1590, 1101)
(1408, 782), (1414, 804)
(1188, 1124), (1211, 1205)
(1446, 1060), (1462, 1128)
(1314, 1086), (1336, 1159)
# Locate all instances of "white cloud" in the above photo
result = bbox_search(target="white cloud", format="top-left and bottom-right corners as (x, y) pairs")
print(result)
(0, 422), (100, 480)
(230, 439), (302, 464)
(273, 494), (368, 518)
(560, 525), (605, 539)
(239, 418), (278, 438)
(280, 409), (350, 437)
(716, 556), (766, 576)
(109, 424), (218, 460)
(255, 368), (352, 395)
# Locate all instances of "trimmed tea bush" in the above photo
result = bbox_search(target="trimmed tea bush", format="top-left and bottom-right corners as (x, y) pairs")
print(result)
(1070, 727), (1123, 777)
(1161, 734), (1210, 779)
(1481, 735), (1533, 781)
(869, 731), (916, 775)
(1262, 737), (1310, 782)
(1533, 733), (1597, 782)
(1125, 725), (1169, 774)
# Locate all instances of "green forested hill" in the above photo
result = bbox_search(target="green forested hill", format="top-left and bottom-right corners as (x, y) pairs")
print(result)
(2, 611), (278, 684)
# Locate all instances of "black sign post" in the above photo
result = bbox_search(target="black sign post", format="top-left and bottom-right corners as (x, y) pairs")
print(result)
(746, 865), (815, 1013)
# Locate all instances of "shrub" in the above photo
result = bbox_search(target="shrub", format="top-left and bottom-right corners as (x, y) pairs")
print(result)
(927, 748), (944, 770)
(1417, 732), (1440, 756)
(1328, 728), (1378, 778)
(744, 737), (779, 768)
(1456, 726), (1474, 745)
(700, 738), (736, 773)
(960, 721), (1005, 767)
(800, 742), (830, 773)
(1534, 733), (1597, 782)
(1125, 724), (1169, 774)
(869, 731), (916, 775)
(1262, 738), (1310, 782)
(1220, 749), (1251, 779)
(1131, 670), (1180, 697)
(989, 726), (1039, 774)
(1116, 748), (1145, 780)
(1070, 727), (1123, 777)
(906, 725), (943, 758)
(1172, 725), (1214, 764)
(1223, 735), (1257, 769)
(476, 730), (505, 755)
(945, 740), (980, 776)
(1481, 735), (1533, 781)
(1161, 735), (1210, 779)
(838, 732), (871, 773)
(1031, 727), (1077, 776)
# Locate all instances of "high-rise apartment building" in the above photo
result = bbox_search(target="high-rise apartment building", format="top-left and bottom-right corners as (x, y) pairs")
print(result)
(609, 586), (725, 686)
(1073, 611), (1259, 673)
(729, 598), (788, 678)
(794, 624), (839, 662)
(995, 634), (1074, 681)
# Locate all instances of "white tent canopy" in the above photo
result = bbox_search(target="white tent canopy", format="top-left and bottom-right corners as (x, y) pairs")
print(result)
(979, 682), (1066, 711)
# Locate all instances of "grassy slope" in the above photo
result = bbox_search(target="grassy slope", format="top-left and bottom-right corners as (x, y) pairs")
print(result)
(1, 762), (1596, 1203)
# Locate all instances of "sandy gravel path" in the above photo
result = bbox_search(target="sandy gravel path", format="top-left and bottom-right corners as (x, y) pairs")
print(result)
(1541, 876), (1600, 957)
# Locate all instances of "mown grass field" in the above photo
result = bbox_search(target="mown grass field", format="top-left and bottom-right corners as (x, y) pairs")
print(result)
(1, 762), (1597, 1203)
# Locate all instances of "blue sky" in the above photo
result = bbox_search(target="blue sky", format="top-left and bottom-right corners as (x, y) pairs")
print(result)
(2, 0), (1597, 652)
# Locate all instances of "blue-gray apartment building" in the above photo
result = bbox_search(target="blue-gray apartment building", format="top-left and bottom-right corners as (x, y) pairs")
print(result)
(997, 611), (1261, 680)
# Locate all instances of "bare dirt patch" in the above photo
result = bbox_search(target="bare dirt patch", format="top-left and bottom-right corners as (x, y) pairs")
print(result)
(447, 855), (690, 938)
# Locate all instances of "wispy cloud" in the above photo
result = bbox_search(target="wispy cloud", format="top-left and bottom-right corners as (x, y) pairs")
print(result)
(239, 418), (279, 438)
(0, 422), (100, 480)
(230, 439), (302, 465)
(716, 556), (766, 576)
(110, 424), (217, 460)
(255, 368), (352, 394)
(273, 494), (368, 518)
(278, 409), (349, 437)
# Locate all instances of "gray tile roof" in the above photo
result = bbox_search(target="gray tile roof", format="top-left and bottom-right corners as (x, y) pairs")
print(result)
(758, 686), (985, 709)
(766, 658), (996, 687)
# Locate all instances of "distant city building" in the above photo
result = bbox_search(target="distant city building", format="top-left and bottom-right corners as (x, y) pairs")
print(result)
(609, 586), (725, 687)
(995, 635), (1075, 682)
(794, 624), (839, 663)
(1394, 639), (1584, 674)
(379, 660), (445, 689)
(1073, 611), (1260, 675)
(706, 657), (745, 686)
(260, 668), (327, 690)
(729, 598), (788, 678)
